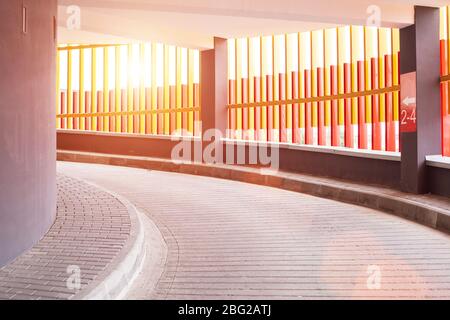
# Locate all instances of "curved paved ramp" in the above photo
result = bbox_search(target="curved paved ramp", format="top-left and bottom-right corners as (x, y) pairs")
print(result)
(58, 162), (450, 300)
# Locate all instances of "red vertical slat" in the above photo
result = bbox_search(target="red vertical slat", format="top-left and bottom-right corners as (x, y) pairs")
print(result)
(194, 83), (200, 137)
(304, 70), (312, 145)
(357, 60), (367, 149)
(97, 90), (103, 131)
(84, 91), (91, 131)
(279, 73), (287, 142)
(292, 71), (299, 144)
(73, 91), (79, 130)
(344, 62), (352, 148)
(121, 89), (127, 133)
(254, 77), (261, 141)
(169, 86), (176, 135)
(145, 88), (152, 134)
(371, 57), (381, 150)
(133, 88), (139, 134)
(331, 65), (339, 146)
(157, 87), (164, 135)
(242, 78), (249, 139)
(385, 54), (395, 151)
(109, 90), (115, 132)
(317, 67), (325, 145)
(60, 91), (66, 129)
(267, 74), (274, 141)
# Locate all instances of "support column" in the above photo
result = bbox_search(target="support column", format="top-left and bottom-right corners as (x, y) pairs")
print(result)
(400, 6), (441, 194)
(200, 37), (228, 161)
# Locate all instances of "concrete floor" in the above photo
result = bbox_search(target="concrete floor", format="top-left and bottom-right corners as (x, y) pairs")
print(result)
(58, 161), (450, 300)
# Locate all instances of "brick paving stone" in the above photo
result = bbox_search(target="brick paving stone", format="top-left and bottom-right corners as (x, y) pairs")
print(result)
(0, 175), (131, 300)
(58, 161), (450, 300)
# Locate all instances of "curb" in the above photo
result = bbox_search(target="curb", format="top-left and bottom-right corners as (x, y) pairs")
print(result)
(58, 150), (450, 236)
(69, 178), (147, 300)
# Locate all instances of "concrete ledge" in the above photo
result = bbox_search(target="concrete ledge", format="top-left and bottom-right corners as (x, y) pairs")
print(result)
(426, 155), (450, 170)
(222, 138), (401, 162)
(57, 129), (201, 142)
(58, 150), (450, 235)
(70, 178), (147, 300)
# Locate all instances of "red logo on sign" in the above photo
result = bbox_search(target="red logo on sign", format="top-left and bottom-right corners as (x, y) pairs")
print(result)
(400, 72), (416, 133)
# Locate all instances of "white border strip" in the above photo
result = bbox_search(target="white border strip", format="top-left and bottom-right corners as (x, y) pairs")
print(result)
(221, 138), (401, 162)
(57, 129), (201, 142)
(426, 155), (450, 170)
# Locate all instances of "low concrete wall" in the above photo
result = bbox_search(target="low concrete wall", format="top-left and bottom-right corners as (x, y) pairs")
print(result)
(57, 130), (402, 190)
(427, 166), (450, 198)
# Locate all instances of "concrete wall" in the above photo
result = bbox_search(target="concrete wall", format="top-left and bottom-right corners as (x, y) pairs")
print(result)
(0, 0), (57, 266)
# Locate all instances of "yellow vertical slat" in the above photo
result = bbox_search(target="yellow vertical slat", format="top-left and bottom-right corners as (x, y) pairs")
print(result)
(235, 39), (242, 139)
(392, 28), (400, 122)
(56, 50), (61, 129)
(151, 43), (158, 134)
(248, 38), (255, 140)
(115, 46), (121, 132)
(364, 27), (373, 126)
(337, 28), (345, 129)
(140, 44), (146, 134)
(91, 48), (97, 131)
(298, 32), (305, 142)
(378, 28), (387, 125)
(79, 49), (85, 130)
(67, 49), (73, 129)
(285, 34), (293, 141)
(164, 45), (170, 135)
(188, 49), (195, 134)
(176, 47), (182, 131)
(273, 35), (280, 140)
(324, 29), (332, 131)
(350, 26), (359, 127)
(127, 44), (133, 133)
(260, 37), (267, 135)
(103, 47), (109, 132)
(311, 32), (318, 139)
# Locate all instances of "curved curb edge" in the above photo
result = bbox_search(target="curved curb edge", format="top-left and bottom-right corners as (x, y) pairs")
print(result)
(67, 178), (147, 300)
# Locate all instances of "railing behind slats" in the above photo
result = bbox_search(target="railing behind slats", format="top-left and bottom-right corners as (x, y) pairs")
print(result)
(227, 26), (401, 153)
(56, 44), (200, 137)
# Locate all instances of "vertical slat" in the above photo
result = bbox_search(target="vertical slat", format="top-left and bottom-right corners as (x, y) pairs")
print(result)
(176, 47), (182, 134)
(298, 33), (306, 145)
(103, 47), (109, 132)
(127, 44), (133, 133)
(188, 49), (195, 135)
(115, 46), (121, 133)
(151, 43), (158, 135)
(273, 35), (281, 142)
(285, 34), (293, 143)
(228, 40), (236, 139)
(235, 39), (243, 140)
(241, 40), (249, 140)
(364, 27), (375, 150)
(140, 44), (146, 134)
(91, 48), (97, 131)
(350, 26), (359, 149)
(325, 28), (337, 147)
(79, 49), (85, 131)
(261, 36), (269, 142)
(164, 45), (170, 135)
(56, 50), (61, 129)
(391, 28), (400, 152)
(378, 28), (388, 151)
(67, 49), (73, 130)
(444, 7), (450, 156)
(301, 32), (312, 145)
(248, 38), (255, 141)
